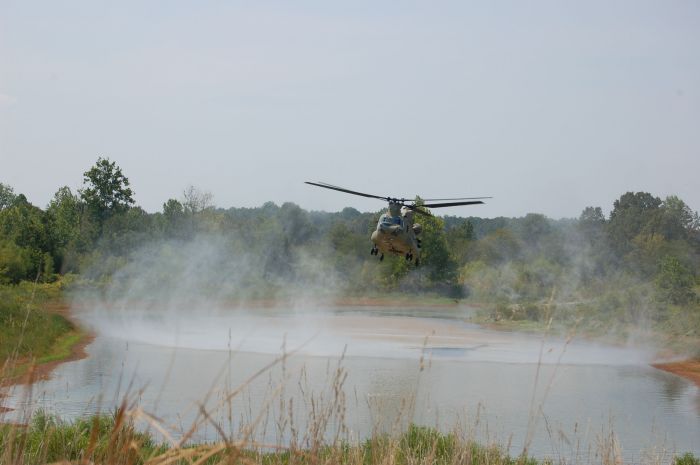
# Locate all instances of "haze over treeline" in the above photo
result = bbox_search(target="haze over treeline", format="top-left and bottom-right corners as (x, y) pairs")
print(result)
(0, 158), (698, 342)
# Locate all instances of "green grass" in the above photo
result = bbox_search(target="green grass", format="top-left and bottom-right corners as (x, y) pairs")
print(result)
(2, 413), (697, 465)
(0, 281), (83, 378)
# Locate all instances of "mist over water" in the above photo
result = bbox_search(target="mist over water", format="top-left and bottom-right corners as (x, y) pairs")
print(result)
(70, 234), (659, 366)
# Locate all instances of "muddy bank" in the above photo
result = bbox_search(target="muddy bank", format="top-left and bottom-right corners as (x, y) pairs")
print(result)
(652, 359), (700, 387)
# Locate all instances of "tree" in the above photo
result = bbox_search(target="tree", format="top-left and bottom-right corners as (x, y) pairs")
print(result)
(608, 192), (662, 255)
(79, 157), (134, 223)
(0, 195), (53, 279)
(446, 219), (474, 266)
(47, 186), (85, 273)
(655, 255), (695, 305)
(413, 201), (457, 283)
(0, 239), (31, 284)
(162, 198), (186, 238)
(47, 187), (81, 248)
(279, 202), (314, 245)
(182, 185), (213, 215)
(659, 196), (699, 241)
(517, 213), (552, 245)
(474, 228), (521, 265)
(0, 183), (16, 211)
(163, 198), (184, 218)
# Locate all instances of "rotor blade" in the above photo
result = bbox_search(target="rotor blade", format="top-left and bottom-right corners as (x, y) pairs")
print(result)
(412, 207), (433, 217)
(420, 200), (485, 208)
(422, 196), (492, 201)
(403, 204), (433, 216)
(304, 182), (387, 201)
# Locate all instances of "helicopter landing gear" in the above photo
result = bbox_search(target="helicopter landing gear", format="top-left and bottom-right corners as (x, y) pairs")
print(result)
(379, 253), (384, 262)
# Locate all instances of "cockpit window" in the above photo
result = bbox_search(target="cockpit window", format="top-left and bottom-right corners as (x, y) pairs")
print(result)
(380, 215), (402, 227)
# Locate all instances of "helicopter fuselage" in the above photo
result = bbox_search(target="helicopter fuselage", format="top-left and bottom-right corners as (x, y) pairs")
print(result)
(370, 204), (420, 261)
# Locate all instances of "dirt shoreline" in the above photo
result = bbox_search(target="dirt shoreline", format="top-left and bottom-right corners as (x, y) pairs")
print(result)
(651, 359), (700, 387)
(70, 296), (465, 311)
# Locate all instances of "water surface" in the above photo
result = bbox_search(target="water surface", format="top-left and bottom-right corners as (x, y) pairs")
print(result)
(3, 305), (698, 461)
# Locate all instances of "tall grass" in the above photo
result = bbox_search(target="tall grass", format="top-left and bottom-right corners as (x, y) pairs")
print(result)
(0, 282), (79, 381)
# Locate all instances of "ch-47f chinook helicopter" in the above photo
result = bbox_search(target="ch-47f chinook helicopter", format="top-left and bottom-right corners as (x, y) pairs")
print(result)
(305, 181), (489, 266)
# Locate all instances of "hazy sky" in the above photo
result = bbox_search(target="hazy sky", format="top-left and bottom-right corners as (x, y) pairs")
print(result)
(1, 1), (698, 218)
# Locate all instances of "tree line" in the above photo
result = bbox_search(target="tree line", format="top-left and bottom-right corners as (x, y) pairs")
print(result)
(1, 158), (698, 331)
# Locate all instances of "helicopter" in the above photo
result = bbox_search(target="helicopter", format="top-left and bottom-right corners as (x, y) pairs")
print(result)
(305, 181), (489, 266)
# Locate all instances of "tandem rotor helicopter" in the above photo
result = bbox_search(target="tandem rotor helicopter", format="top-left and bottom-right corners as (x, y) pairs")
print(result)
(305, 182), (490, 266)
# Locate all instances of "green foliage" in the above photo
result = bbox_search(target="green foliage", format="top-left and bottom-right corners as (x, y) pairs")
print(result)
(0, 410), (162, 465)
(0, 240), (31, 284)
(79, 157), (134, 224)
(0, 182), (17, 210)
(410, 202), (457, 284)
(46, 186), (88, 273)
(660, 196), (700, 240)
(608, 191), (663, 255)
(398, 425), (456, 463)
(473, 228), (521, 265)
(0, 194), (55, 281)
(656, 255), (696, 305)
(0, 283), (73, 362)
(1, 414), (547, 465)
(675, 452), (700, 465)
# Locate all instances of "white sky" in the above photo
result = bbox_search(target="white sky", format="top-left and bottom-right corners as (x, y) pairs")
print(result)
(1, 1), (698, 218)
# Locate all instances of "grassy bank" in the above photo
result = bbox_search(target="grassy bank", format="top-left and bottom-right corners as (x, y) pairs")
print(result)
(3, 411), (697, 465)
(464, 296), (700, 357)
(0, 280), (86, 381)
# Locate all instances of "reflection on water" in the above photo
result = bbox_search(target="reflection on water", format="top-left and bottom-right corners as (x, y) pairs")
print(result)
(2, 305), (698, 461)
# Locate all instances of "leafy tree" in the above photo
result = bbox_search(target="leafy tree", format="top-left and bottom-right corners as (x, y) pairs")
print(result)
(517, 213), (551, 245)
(655, 255), (696, 305)
(446, 219), (474, 266)
(659, 196), (699, 241)
(608, 192), (662, 255)
(414, 204), (457, 283)
(100, 207), (154, 256)
(163, 198), (184, 218)
(47, 187), (82, 248)
(279, 202), (314, 245)
(162, 198), (186, 238)
(579, 207), (605, 240)
(79, 157), (134, 223)
(0, 195), (53, 279)
(47, 186), (85, 273)
(474, 229), (521, 265)
(0, 183), (17, 211)
(0, 239), (31, 283)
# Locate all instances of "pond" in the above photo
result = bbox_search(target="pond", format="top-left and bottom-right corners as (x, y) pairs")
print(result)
(3, 305), (698, 461)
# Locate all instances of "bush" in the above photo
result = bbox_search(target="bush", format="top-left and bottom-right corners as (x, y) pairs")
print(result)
(675, 452), (700, 465)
